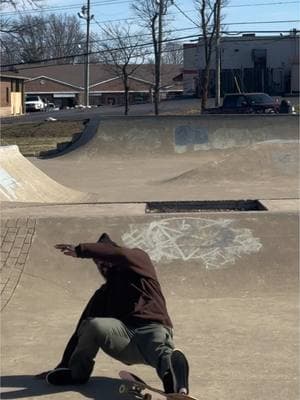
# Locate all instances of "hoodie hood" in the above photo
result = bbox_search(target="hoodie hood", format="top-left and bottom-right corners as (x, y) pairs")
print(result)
(97, 233), (119, 247)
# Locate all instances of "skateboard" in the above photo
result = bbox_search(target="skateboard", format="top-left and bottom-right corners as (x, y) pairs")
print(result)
(118, 370), (197, 400)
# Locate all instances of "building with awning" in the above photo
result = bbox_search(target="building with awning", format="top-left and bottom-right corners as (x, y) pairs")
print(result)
(11, 63), (182, 109)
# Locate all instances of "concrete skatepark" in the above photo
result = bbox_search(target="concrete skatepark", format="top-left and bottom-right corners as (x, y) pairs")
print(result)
(1, 114), (299, 400)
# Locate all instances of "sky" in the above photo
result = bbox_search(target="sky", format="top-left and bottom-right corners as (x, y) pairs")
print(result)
(1, 0), (300, 41)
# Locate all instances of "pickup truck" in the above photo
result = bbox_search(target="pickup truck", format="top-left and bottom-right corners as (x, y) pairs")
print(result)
(205, 93), (281, 114)
(25, 95), (45, 112)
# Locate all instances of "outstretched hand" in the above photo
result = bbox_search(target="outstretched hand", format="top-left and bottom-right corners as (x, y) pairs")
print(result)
(55, 244), (77, 257)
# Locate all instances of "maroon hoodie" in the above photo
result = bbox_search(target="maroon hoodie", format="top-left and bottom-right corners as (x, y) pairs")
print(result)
(75, 242), (173, 328)
(57, 240), (173, 368)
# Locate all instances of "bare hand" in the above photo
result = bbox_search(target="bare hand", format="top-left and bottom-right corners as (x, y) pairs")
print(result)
(55, 244), (77, 257)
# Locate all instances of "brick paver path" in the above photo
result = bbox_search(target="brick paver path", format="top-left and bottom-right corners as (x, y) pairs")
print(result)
(0, 218), (36, 311)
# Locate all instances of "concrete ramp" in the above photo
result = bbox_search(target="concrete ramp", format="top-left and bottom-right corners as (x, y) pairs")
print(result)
(55, 115), (299, 160)
(1, 210), (298, 399)
(31, 115), (299, 202)
(1, 114), (299, 399)
(33, 137), (299, 202)
(157, 141), (298, 183)
(0, 146), (93, 203)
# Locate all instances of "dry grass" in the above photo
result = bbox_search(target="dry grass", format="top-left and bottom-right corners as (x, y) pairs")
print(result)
(0, 120), (86, 156)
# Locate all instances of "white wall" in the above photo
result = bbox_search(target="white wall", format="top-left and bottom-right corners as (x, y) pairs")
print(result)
(189, 36), (299, 70)
(183, 34), (299, 95)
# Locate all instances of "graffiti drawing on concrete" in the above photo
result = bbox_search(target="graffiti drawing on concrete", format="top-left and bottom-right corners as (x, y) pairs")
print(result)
(0, 168), (20, 200)
(174, 125), (209, 153)
(122, 217), (262, 270)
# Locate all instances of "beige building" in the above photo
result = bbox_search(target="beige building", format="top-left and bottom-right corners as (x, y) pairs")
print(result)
(13, 63), (182, 109)
(183, 32), (299, 97)
(0, 73), (26, 117)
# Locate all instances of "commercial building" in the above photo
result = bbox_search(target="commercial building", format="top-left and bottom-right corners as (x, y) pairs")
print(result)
(183, 31), (299, 97)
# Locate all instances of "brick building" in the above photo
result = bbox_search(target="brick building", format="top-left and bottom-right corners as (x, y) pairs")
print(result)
(0, 73), (26, 117)
(11, 63), (182, 109)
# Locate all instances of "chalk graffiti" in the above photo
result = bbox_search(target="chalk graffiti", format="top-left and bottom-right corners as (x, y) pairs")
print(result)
(0, 168), (20, 200)
(122, 217), (262, 270)
(174, 126), (209, 153)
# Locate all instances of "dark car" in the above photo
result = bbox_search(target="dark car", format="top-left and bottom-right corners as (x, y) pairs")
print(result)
(221, 93), (280, 114)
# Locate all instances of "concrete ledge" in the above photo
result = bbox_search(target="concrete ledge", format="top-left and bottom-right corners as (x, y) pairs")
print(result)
(260, 199), (300, 212)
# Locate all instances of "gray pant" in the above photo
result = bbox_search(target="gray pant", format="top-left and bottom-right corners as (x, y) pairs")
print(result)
(68, 317), (175, 381)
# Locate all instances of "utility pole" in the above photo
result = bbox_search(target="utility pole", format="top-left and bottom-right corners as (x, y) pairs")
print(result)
(215, 0), (221, 107)
(154, 0), (164, 115)
(78, 0), (94, 107)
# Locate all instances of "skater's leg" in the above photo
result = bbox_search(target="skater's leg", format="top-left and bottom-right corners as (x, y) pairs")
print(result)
(68, 317), (144, 381)
(134, 325), (189, 394)
(133, 324), (175, 390)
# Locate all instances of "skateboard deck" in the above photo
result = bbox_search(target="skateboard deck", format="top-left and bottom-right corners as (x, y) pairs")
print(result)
(119, 370), (197, 400)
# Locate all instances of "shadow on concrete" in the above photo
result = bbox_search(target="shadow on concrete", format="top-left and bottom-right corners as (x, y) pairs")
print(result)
(39, 118), (100, 159)
(1, 375), (133, 399)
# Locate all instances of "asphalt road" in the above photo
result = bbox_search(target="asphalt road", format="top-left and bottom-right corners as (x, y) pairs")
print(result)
(1, 96), (297, 125)
(1, 98), (202, 124)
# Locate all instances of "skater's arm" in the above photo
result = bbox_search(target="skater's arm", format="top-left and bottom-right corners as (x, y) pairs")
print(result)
(55, 243), (157, 279)
(76, 243), (157, 279)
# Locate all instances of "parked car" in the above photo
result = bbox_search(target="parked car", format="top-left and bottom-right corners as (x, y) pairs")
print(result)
(45, 102), (60, 111)
(206, 93), (281, 114)
(25, 95), (45, 112)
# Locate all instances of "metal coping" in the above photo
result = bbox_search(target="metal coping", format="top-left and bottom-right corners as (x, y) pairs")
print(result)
(145, 200), (267, 213)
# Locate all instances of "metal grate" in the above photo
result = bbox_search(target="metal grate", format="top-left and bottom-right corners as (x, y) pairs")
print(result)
(145, 200), (267, 213)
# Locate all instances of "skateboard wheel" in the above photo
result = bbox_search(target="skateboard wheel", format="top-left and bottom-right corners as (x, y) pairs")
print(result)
(119, 384), (127, 394)
(144, 394), (152, 400)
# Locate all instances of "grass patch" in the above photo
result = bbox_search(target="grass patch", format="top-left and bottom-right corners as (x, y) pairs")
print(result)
(1, 120), (86, 156)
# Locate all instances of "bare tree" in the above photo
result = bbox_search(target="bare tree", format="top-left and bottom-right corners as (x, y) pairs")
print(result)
(45, 14), (85, 63)
(0, 0), (41, 8)
(132, 0), (173, 115)
(0, 0), (43, 33)
(0, 14), (85, 65)
(162, 41), (183, 64)
(97, 23), (146, 115)
(195, 0), (226, 111)
(0, 0), (43, 11)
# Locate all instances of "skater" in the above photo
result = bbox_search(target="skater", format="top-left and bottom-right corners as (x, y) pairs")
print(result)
(37, 233), (189, 394)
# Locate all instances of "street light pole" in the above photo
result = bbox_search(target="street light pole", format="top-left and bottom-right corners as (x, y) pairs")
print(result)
(78, 0), (94, 107)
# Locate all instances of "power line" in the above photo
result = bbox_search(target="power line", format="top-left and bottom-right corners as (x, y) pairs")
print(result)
(1, 29), (298, 69)
(172, 1), (300, 28)
(0, 0), (131, 16)
(221, 19), (299, 25)
(171, 2), (199, 28)
(0, 0), (298, 18)
(2, 18), (299, 56)
(227, 1), (299, 7)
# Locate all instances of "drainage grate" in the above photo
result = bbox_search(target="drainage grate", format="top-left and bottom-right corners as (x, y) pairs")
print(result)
(145, 200), (267, 213)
